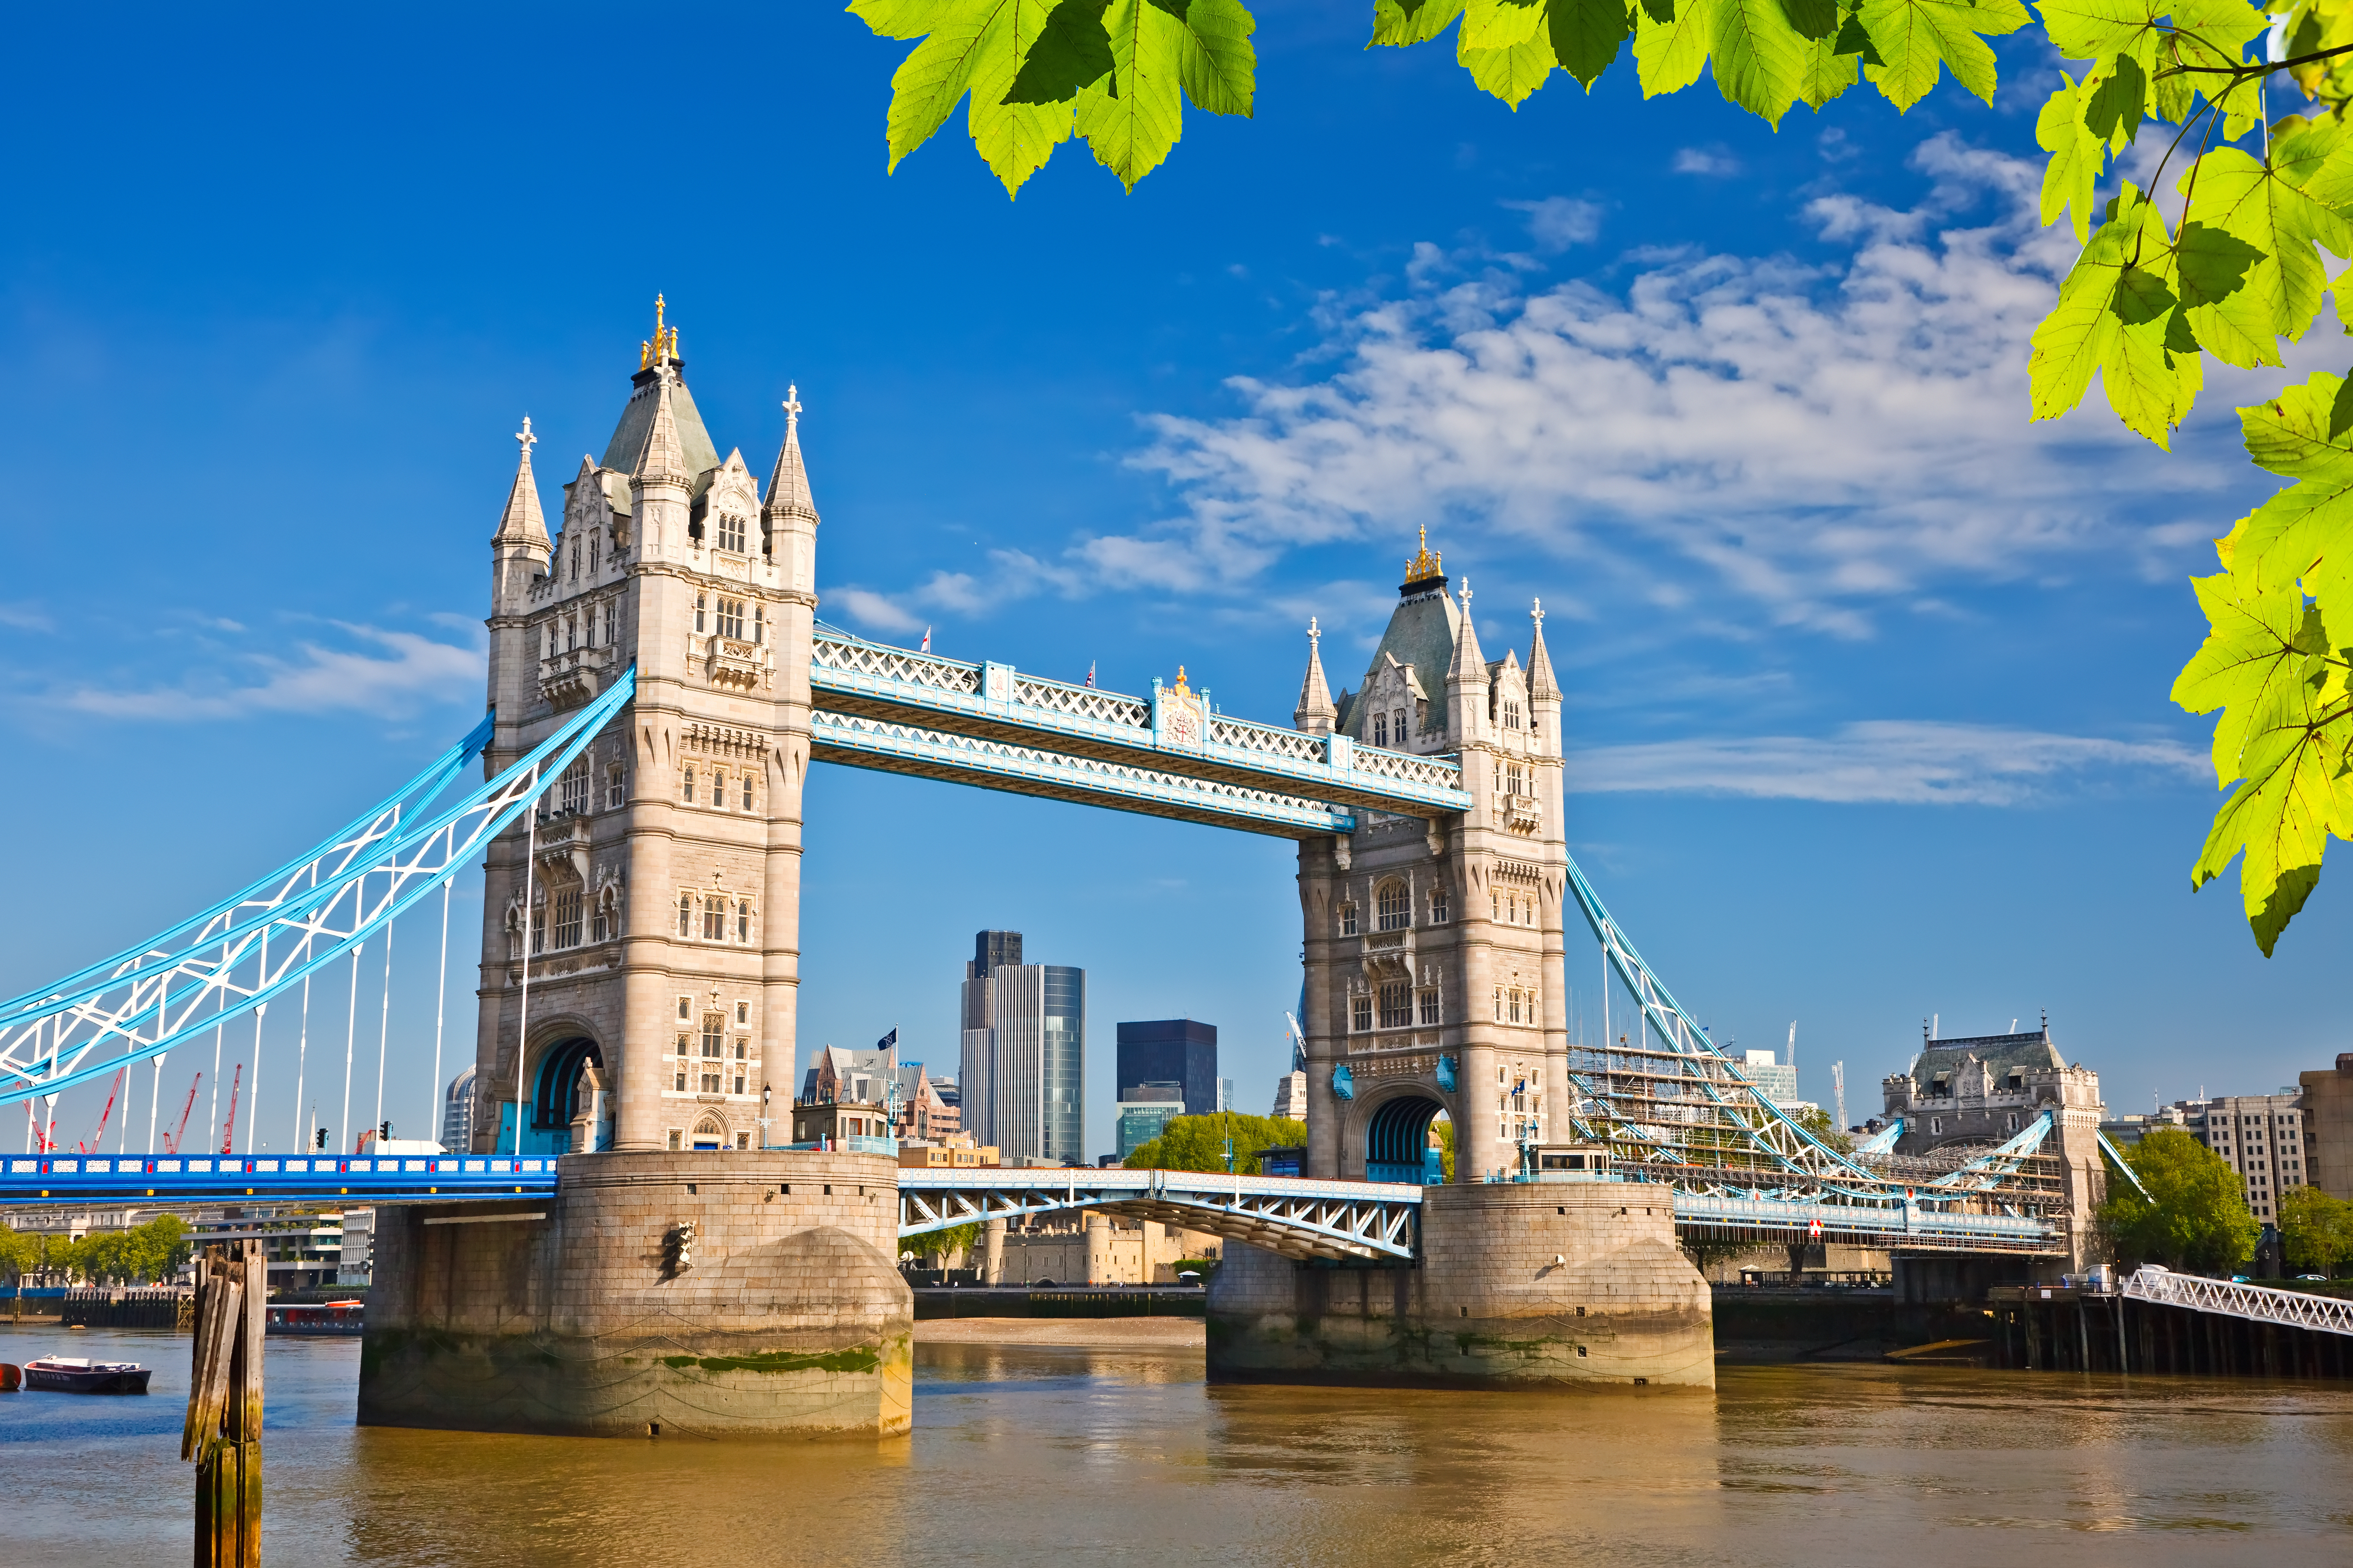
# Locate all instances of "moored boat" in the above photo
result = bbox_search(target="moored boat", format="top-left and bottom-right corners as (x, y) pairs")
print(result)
(22, 1356), (152, 1393)
(265, 1298), (364, 1337)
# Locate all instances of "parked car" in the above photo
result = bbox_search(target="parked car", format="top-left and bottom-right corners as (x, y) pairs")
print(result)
(2297, 1274), (2329, 1282)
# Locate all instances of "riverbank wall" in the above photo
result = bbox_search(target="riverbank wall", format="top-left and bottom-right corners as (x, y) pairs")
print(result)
(1206, 1182), (1713, 1389)
(358, 1150), (911, 1438)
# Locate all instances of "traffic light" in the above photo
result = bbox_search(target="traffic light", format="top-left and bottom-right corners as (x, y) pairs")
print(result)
(315, 1127), (328, 1151)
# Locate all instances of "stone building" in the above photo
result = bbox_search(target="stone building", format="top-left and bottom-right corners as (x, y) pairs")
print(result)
(2297, 1055), (2353, 1201)
(1881, 1020), (2109, 1266)
(2178, 1092), (2309, 1222)
(473, 302), (817, 1159)
(1295, 532), (1568, 1187)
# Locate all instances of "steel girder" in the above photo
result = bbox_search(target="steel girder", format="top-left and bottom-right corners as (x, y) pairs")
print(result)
(2123, 1265), (2353, 1336)
(0, 1150), (561, 1205)
(0, 670), (638, 1109)
(898, 1169), (1424, 1263)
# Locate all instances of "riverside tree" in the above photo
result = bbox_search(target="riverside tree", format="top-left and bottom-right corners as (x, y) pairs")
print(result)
(1123, 1112), (1308, 1171)
(851, 0), (2353, 954)
(2099, 1126), (2261, 1270)
(2279, 1181), (2353, 1272)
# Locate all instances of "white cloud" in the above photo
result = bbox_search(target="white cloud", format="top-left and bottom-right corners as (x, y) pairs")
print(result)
(1673, 145), (1741, 176)
(1503, 196), (1603, 252)
(53, 622), (483, 721)
(1566, 720), (2204, 804)
(825, 587), (926, 635)
(0, 601), (53, 632)
(1115, 135), (2276, 639)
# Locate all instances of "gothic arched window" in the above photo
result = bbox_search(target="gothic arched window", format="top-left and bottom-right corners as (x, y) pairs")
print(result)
(1375, 879), (1410, 932)
(1372, 712), (1388, 747)
(1429, 885), (1450, 923)
(736, 899), (753, 943)
(695, 593), (707, 634)
(703, 895), (727, 941)
(681, 766), (696, 804)
(1392, 708), (1406, 744)
(677, 891), (692, 937)
(740, 773), (755, 812)
(718, 512), (746, 553)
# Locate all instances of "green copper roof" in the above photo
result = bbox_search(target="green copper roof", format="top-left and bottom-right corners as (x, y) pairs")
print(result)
(601, 364), (723, 483)
(1339, 583), (1462, 735)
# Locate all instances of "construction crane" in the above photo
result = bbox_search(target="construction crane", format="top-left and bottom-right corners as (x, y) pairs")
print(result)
(162, 1072), (201, 1155)
(219, 1063), (243, 1156)
(75, 1068), (126, 1154)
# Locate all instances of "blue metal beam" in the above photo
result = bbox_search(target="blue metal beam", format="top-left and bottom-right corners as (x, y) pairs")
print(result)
(0, 1150), (558, 1205)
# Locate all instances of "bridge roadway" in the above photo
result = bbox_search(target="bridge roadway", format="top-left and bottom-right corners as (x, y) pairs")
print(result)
(0, 1155), (2062, 1257)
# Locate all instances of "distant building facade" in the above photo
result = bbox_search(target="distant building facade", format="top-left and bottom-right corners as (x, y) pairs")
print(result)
(2178, 1092), (2308, 1223)
(959, 930), (1086, 1165)
(1740, 1049), (1798, 1108)
(1271, 1069), (1308, 1121)
(1116, 1018), (1219, 1116)
(799, 1034), (955, 1144)
(2297, 1055), (2353, 1201)
(1116, 1097), (1186, 1159)
(441, 1067), (478, 1154)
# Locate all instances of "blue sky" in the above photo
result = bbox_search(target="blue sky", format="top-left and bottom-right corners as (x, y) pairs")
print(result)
(1, 3), (2339, 1159)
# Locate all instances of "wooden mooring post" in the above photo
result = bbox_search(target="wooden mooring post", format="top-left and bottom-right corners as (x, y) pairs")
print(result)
(182, 1241), (264, 1568)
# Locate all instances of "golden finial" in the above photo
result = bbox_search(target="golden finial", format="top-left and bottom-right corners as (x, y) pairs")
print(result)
(640, 294), (678, 371)
(1403, 525), (1444, 585)
(1173, 665), (1191, 695)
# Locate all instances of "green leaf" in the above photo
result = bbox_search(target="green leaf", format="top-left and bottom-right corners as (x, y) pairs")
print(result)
(1461, 6), (1563, 102)
(2036, 72), (2104, 243)
(1832, 5), (1884, 61)
(2034, 0), (2162, 62)
(2165, 0), (2271, 71)
(2177, 148), (2349, 367)
(1855, 0), (2029, 111)
(1174, 0), (1257, 115)
(1004, 0), (1115, 103)
(2028, 184), (2200, 445)
(1707, 0), (1806, 124)
(867, 1), (1003, 172)
(1795, 30), (1861, 104)
(2233, 371), (2353, 647)
(2081, 53), (2143, 150)
(1633, 0), (1714, 92)
(852, 0), (962, 41)
(1371, 0), (1469, 46)
(1547, 0), (1635, 86)
(1076, 0), (1184, 187)
(1461, 0), (1550, 47)
(966, 0), (1080, 194)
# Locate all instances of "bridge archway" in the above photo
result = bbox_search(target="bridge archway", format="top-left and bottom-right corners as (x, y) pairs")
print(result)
(527, 1035), (604, 1157)
(1364, 1092), (1448, 1185)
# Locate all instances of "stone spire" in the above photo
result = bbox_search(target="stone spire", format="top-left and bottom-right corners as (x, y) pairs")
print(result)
(763, 383), (819, 529)
(633, 366), (691, 487)
(492, 416), (550, 547)
(1293, 617), (1337, 735)
(1445, 576), (1489, 746)
(1527, 597), (1561, 701)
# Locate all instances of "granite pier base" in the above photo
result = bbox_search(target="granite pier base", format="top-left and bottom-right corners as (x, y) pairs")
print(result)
(358, 1151), (911, 1438)
(1207, 1181), (1713, 1390)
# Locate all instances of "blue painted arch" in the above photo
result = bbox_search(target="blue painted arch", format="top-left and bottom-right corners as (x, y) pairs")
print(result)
(1365, 1094), (1447, 1186)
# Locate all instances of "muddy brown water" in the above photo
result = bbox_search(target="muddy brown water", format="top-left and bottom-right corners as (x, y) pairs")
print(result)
(3, 1324), (2348, 1565)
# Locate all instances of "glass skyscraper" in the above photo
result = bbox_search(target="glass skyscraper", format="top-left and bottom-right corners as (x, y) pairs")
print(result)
(959, 930), (1086, 1165)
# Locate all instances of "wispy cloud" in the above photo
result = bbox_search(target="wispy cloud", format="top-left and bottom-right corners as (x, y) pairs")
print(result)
(1566, 720), (2204, 805)
(0, 601), (53, 632)
(52, 621), (483, 721)
(1502, 196), (1603, 252)
(1101, 135), (2285, 639)
(1672, 145), (1741, 177)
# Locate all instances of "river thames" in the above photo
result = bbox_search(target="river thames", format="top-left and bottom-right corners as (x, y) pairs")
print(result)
(3, 1325), (2349, 1565)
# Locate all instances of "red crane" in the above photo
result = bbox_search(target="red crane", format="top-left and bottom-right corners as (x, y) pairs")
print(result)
(162, 1072), (201, 1155)
(219, 1063), (243, 1156)
(75, 1068), (126, 1154)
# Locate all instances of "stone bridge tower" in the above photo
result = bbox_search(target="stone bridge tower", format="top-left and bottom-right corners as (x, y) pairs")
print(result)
(474, 302), (818, 1156)
(1295, 534), (1569, 1186)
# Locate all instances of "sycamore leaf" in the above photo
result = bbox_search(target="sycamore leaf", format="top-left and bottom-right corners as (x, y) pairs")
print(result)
(1832, 6), (1885, 62)
(2081, 53), (2143, 150)
(1173, 0), (1256, 115)
(2028, 185), (2200, 445)
(1784, 0), (1841, 38)
(1855, 0), (2028, 110)
(1548, 0), (1636, 86)
(864, 1), (1001, 171)
(855, 0), (1077, 193)
(2232, 372), (2353, 648)
(1461, 0), (1550, 47)
(966, 0), (1080, 194)
(1076, 0), (1184, 187)
(2037, 73), (2104, 243)
(1796, 30), (1861, 104)
(2034, 0), (2163, 62)
(1371, 0), (1470, 45)
(2164, 0), (2271, 71)
(1709, 0), (1807, 124)
(1005, 0), (1116, 103)
(1462, 33), (1564, 102)
(853, 0), (962, 41)
(1633, 0), (1715, 92)
(2177, 148), (2347, 365)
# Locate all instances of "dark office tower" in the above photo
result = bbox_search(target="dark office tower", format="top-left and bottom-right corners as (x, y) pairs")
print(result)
(1116, 1019), (1220, 1117)
(960, 929), (1085, 1165)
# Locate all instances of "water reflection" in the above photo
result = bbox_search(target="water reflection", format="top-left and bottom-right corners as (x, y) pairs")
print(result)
(2, 1327), (2348, 1565)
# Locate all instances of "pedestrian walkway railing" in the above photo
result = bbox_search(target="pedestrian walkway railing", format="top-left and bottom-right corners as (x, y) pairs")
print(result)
(2122, 1266), (2353, 1338)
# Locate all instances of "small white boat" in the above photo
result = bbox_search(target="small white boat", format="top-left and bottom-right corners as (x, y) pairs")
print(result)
(21, 1356), (152, 1394)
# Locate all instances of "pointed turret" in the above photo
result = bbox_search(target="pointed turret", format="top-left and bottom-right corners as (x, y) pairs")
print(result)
(763, 383), (820, 534)
(493, 416), (550, 547)
(633, 367), (691, 488)
(1445, 576), (1490, 747)
(764, 384), (821, 607)
(491, 417), (551, 615)
(1527, 598), (1560, 701)
(629, 352), (694, 554)
(1294, 617), (1337, 735)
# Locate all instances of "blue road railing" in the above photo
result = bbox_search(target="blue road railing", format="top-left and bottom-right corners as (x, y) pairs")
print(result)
(0, 1151), (558, 1203)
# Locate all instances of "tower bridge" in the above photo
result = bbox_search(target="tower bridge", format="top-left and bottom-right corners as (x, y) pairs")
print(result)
(0, 306), (2101, 1433)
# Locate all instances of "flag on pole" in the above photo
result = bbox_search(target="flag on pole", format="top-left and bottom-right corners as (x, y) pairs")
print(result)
(876, 1027), (897, 1052)
(1085, 661), (1095, 688)
(920, 627), (932, 652)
